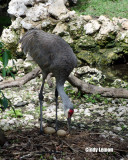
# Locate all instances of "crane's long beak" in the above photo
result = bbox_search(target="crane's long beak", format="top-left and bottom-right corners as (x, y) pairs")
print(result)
(67, 117), (71, 133)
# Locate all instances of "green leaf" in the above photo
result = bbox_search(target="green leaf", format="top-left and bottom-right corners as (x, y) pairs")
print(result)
(2, 97), (8, 109)
(2, 50), (9, 67)
(2, 67), (6, 77)
(10, 72), (15, 80)
(0, 42), (3, 48)
(0, 57), (2, 62)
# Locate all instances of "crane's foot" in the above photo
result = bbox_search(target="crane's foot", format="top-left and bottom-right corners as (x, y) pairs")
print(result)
(40, 129), (44, 134)
(55, 125), (58, 132)
(55, 120), (58, 131)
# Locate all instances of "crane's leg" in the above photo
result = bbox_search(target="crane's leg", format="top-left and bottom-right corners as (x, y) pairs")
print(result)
(39, 75), (46, 134)
(55, 87), (58, 131)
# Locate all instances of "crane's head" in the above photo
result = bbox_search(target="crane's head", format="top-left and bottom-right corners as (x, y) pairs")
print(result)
(65, 108), (74, 118)
(65, 108), (74, 133)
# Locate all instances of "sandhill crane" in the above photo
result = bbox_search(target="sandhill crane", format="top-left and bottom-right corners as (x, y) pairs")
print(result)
(20, 29), (77, 133)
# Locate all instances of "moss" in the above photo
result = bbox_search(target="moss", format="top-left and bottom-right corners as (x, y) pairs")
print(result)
(77, 50), (96, 65)
(77, 47), (125, 66)
(68, 21), (84, 40)
(98, 48), (123, 65)
(96, 32), (117, 48)
(77, 35), (97, 50)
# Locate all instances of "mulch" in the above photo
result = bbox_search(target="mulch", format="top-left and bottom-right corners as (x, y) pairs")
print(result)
(0, 126), (128, 160)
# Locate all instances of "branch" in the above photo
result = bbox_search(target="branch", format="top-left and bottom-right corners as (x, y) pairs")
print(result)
(0, 67), (41, 90)
(68, 74), (128, 99)
(1, 67), (128, 99)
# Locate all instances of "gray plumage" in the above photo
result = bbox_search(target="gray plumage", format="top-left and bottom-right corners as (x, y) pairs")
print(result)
(20, 29), (77, 133)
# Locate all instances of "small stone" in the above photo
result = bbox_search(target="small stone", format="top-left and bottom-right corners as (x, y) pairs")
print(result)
(14, 101), (28, 107)
(114, 126), (122, 131)
(122, 21), (128, 30)
(84, 20), (101, 34)
(57, 129), (67, 137)
(83, 15), (92, 21)
(84, 108), (91, 116)
(24, 62), (33, 73)
(44, 127), (56, 134)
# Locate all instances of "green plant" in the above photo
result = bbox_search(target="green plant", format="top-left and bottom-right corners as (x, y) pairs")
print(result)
(5, 108), (23, 118)
(0, 41), (15, 78)
(0, 90), (9, 110)
(0, 41), (15, 110)
(72, 0), (128, 18)
(83, 94), (109, 104)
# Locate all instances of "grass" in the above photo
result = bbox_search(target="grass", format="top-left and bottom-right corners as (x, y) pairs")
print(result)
(72, 0), (128, 18)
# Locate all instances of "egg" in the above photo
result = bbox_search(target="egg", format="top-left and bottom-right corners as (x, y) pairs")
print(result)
(44, 127), (56, 134)
(57, 130), (67, 137)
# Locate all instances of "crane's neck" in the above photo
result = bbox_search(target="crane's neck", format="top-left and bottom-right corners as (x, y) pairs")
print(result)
(57, 83), (73, 116)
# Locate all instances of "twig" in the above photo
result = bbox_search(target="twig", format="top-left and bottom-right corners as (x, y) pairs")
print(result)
(62, 140), (79, 153)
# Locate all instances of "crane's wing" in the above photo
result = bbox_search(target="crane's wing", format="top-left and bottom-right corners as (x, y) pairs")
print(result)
(19, 30), (37, 55)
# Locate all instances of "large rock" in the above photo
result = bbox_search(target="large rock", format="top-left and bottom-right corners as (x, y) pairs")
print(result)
(52, 22), (68, 35)
(96, 15), (119, 37)
(8, 0), (27, 17)
(48, 0), (68, 19)
(26, 3), (48, 21)
(1, 28), (18, 52)
(4, 0), (128, 66)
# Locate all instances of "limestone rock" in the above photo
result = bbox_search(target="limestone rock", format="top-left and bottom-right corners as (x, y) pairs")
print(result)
(122, 21), (128, 30)
(48, 0), (68, 19)
(68, 16), (85, 38)
(84, 20), (101, 34)
(83, 15), (92, 21)
(24, 62), (33, 73)
(26, 3), (48, 21)
(21, 18), (33, 30)
(23, 0), (35, 6)
(117, 31), (128, 44)
(52, 22), (68, 35)
(10, 17), (22, 29)
(98, 15), (119, 35)
(8, 0), (27, 17)
(1, 28), (18, 45)
(41, 19), (51, 28)
(59, 10), (76, 21)
(35, 0), (48, 3)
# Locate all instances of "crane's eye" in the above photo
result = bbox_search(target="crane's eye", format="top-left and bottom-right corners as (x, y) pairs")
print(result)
(68, 109), (74, 117)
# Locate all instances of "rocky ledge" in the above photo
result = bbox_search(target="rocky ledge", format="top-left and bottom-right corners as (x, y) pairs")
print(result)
(0, 0), (128, 66)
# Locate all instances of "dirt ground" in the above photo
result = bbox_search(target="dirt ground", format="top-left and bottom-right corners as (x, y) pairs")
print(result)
(0, 122), (128, 160)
